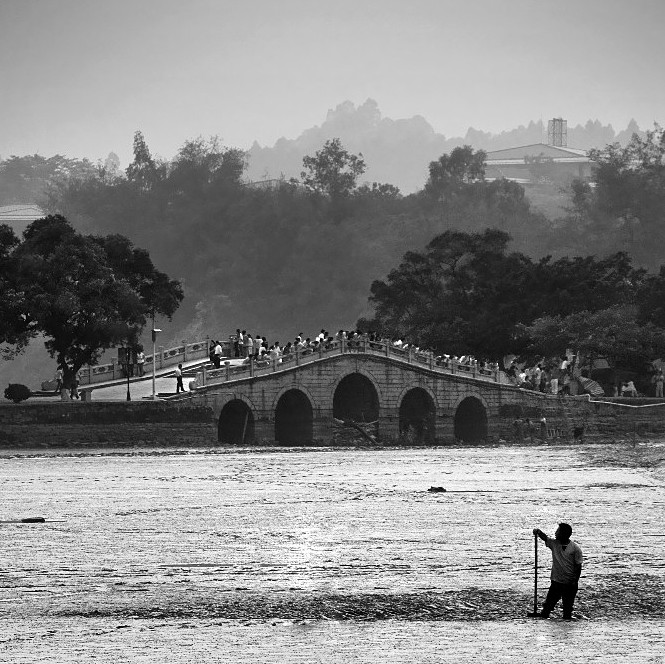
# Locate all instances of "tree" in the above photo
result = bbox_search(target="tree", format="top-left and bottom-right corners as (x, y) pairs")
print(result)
(168, 136), (246, 197)
(559, 124), (665, 268)
(0, 224), (30, 359)
(360, 229), (648, 364)
(0, 154), (97, 205)
(301, 138), (366, 220)
(638, 266), (665, 330)
(1, 215), (183, 387)
(530, 252), (643, 317)
(100, 152), (121, 183)
(424, 145), (486, 198)
(300, 138), (365, 223)
(93, 234), (183, 319)
(522, 305), (665, 384)
(126, 130), (161, 192)
(418, 147), (554, 254)
(361, 229), (535, 360)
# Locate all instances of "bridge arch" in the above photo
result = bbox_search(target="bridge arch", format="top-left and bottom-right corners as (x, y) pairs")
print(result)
(218, 398), (255, 444)
(274, 389), (313, 445)
(271, 383), (318, 413)
(399, 387), (436, 444)
(333, 372), (380, 423)
(454, 395), (488, 444)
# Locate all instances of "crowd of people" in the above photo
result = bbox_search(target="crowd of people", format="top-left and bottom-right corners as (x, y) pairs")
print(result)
(208, 328), (346, 368)
(507, 354), (665, 398)
(205, 330), (665, 398)
(506, 355), (573, 395)
(206, 328), (500, 376)
(208, 329), (388, 369)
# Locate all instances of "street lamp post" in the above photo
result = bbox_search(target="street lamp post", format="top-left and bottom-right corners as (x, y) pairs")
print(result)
(126, 350), (131, 401)
(152, 327), (162, 400)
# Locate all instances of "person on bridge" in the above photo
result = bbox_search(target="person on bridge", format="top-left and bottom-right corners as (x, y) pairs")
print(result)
(136, 350), (145, 377)
(213, 340), (223, 368)
(175, 363), (185, 393)
(234, 329), (241, 357)
(532, 523), (583, 620)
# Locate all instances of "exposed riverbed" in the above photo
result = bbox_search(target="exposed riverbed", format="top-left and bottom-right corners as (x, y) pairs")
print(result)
(1, 442), (664, 662)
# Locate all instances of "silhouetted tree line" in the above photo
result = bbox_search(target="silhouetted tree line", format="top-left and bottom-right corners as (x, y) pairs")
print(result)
(1, 126), (664, 369)
(360, 228), (665, 378)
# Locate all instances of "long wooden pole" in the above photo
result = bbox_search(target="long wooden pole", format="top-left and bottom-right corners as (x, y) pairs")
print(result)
(533, 532), (539, 614)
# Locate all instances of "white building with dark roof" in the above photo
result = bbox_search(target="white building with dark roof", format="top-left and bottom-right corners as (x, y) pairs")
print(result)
(484, 143), (593, 184)
(0, 204), (45, 235)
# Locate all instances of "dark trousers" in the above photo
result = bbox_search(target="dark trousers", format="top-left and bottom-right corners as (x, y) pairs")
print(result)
(176, 377), (184, 393)
(542, 581), (578, 618)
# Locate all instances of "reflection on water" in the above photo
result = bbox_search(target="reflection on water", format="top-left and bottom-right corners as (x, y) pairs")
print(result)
(1, 442), (664, 662)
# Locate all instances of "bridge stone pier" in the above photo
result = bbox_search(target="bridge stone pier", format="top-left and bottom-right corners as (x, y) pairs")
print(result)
(179, 342), (555, 445)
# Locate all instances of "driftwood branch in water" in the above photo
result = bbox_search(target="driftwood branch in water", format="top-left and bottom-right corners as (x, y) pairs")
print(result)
(333, 418), (377, 444)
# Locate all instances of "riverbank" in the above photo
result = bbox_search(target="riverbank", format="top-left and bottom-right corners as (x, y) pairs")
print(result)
(0, 401), (217, 448)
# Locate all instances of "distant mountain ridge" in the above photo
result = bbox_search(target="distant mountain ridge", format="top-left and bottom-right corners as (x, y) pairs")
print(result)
(245, 99), (644, 194)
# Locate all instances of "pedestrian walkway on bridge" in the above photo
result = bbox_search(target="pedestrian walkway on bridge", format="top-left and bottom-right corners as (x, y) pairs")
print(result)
(40, 357), (248, 402)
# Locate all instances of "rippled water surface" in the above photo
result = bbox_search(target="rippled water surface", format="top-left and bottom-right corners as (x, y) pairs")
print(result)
(1, 442), (664, 662)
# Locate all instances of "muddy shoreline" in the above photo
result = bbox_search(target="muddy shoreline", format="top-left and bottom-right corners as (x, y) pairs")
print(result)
(41, 576), (663, 622)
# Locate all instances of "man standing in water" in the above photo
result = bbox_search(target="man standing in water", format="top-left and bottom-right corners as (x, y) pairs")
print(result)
(532, 523), (583, 620)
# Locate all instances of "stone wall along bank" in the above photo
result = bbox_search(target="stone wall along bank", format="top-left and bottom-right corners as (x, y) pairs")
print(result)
(0, 402), (217, 449)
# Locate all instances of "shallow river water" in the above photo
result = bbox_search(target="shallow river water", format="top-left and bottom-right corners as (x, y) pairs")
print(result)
(1, 442), (664, 663)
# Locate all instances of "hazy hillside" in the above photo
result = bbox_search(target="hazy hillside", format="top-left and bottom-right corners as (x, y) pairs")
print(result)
(246, 100), (454, 194)
(245, 99), (644, 193)
(0, 100), (645, 204)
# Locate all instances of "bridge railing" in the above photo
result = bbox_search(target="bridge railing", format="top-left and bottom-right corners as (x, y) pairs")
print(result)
(74, 339), (210, 386)
(194, 338), (502, 388)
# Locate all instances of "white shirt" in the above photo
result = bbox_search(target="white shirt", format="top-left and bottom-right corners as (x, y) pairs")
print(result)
(546, 537), (583, 584)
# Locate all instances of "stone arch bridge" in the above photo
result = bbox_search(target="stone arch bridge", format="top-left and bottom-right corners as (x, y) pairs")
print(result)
(176, 340), (557, 445)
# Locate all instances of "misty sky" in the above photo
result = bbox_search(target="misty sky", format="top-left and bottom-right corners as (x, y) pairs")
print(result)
(1, 0), (663, 166)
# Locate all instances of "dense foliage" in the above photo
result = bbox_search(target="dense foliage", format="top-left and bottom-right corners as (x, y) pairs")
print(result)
(0, 216), (183, 386)
(358, 230), (655, 369)
(2, 126), (665, 383)
(548, 125), (665, 267)
(0, 154), (100, 204)
(520, 305), (665, 379)
(10, 135), (553, 345)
